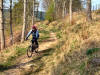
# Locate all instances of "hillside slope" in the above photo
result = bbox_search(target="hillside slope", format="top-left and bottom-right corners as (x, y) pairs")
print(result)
(0, 24), (59, 75)
(0, 12), (100, 75)
(49, 12), (100, 75)
(3, 33), (57, 75)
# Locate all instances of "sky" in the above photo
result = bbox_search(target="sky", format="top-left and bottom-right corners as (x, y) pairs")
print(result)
(4, 0), (100, 11)
(38, 0), (45, 11)
(91, 0), (100, 9)
(92, 0), (100, 5)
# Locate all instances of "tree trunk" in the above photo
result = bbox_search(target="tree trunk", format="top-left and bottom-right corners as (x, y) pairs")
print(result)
(21, 0), (27, 43)
(0, 0), (5, 50)
(32, 0), (35, 25)
(69, 0), (73, 24)
(63, 1), (66, 18)
(10, 0), (13, 45)
(53, 0), (56, 19)
(65, 7), (67, 16)
(86, 0), (92, 21)
(36, 6), (39, 20)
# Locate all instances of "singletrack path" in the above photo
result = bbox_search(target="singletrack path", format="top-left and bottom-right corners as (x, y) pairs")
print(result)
(3, 32), (57, 75)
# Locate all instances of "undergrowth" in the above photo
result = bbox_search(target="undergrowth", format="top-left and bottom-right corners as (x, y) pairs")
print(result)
(49, 13), (100, 75)
(0, 46), (27, 72)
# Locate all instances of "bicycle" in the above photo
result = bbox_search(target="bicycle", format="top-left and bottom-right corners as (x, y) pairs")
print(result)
(27, 40), (39, 58)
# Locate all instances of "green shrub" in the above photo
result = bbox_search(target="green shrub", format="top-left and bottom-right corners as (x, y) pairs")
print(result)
(45, 1), (55, 22)
(86, 48), (100, 55)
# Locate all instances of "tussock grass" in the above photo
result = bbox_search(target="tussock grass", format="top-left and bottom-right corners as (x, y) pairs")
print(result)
(16, 13), (100, 75)
(48, 12), (100, 75)
(1, 12), (100, 75)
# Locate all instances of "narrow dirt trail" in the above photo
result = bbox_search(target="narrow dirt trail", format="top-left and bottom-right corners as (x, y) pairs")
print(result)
(3, 33), (57, 75)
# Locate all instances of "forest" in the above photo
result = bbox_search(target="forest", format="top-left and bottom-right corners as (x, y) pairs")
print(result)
(0, 0), (100, 75)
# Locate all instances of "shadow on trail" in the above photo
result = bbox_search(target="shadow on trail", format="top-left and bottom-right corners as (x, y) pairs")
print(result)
(0, 48), (55, 72)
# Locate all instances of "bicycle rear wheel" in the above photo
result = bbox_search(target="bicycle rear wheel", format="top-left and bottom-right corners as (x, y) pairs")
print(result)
(27, 46), (33, 58)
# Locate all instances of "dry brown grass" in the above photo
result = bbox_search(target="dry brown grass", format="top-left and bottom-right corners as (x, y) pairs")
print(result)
(0, 12), (100, 75)
(48, 12), (100, 75)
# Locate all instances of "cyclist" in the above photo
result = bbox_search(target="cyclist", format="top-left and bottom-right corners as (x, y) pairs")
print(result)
(26, 25), (39, 52)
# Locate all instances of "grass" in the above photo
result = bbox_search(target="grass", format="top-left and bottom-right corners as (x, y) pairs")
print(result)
(39, 35), (50, 42)
(15, 46), (27, 56)
(22, 47), (56, 75)
(1, 12), (100, 75)
(46, 13), (100, 75)
(0, 55), (17, 72)
(0, 46), (27, 72)
(38, 24), (51, 43)
(4, 49), (10, 53)
(71, 24), (82, 33)
(39, 29), (50, 34)
(32, 13), (100, 75)
(79, 62), (86, 75)
(0, 24), (54, 73)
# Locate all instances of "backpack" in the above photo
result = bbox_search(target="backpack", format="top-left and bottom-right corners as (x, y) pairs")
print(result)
(32, 30), (39, 39)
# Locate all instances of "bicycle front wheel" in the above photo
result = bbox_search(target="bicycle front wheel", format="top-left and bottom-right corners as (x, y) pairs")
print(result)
(27, 46), (33, 58)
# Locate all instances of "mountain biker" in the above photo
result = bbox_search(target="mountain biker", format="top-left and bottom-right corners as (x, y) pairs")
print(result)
(26, 25), (39, 51)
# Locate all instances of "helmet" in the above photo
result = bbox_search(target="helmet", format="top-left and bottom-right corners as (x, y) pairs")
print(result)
(32, 25), (37, 30)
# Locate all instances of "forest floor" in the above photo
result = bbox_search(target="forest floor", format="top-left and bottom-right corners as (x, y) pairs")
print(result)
(1, 12), (100, 75)
(0, 32), (58, 75)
